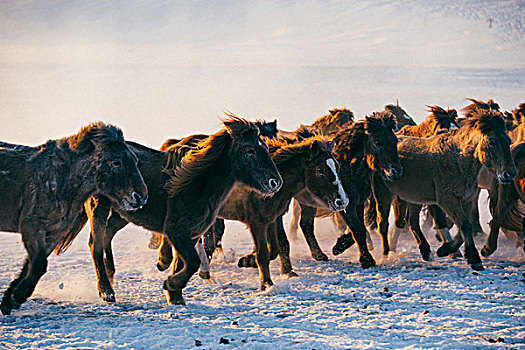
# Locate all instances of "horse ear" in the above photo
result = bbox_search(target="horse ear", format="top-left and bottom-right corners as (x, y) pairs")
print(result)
(310, 139), (322, 156)
(270, 119), (278, 131)
(329, 109), (337, 116)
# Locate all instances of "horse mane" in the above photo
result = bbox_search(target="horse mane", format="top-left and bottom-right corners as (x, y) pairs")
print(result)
(426, 105), (458, 124)
(268, 135), (332, 165)
(63, 122), (124, 153)
(460, 109), (506, 134)
(163, 116), (257, 197)
(254, 119), (278, 138)
(512, 102), (525, 125)
(311, 107), (354, 131)
(333, 111), (396, 162)
(462, 98), (500, 118)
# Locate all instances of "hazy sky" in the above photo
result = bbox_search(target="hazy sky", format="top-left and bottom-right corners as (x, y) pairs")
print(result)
(1, 0), (524, 146)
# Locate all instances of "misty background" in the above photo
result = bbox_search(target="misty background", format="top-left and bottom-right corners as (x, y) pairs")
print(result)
(1, 0), (524, 148)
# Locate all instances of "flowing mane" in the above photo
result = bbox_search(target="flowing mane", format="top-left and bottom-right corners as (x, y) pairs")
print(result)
(63, 121), (124, 153)
(512, 102), (525, 125)
(398, 105), (457, 136)
(460, 109), (507, 134)
(462, 98), (500, 119)
(333, 111), (396, 162)
(267, 135), (332, 165)
(163, 116), (258, 197)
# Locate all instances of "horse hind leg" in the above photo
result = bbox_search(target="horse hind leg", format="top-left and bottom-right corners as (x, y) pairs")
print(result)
(388, 197), (409, 253)
(275, 215), (297, 277)
(157, 236), (174, 272)
(288, 199), (301, 241)
(195, 238), (210, 280)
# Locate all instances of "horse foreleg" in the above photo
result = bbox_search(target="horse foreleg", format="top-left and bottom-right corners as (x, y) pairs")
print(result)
(250, 222), (273, 290)
(103, 211), (129, 285)
(470, 189), (484, 237)
(338, 206), (376, 268)
(196, 238), (210, 280)
(1, 259), (29, 315)
(86, 197), (115, 302)
(299, 204), (328, 261)
(288, 199), (301, 241)
(428, 205), (453, 243)
(164, 232), (201, 305)
(157, 235), (174, 272)
(437, 198), (483, 270)
(373, 177), (394, 258)
(389, 196), (409, 252)
(275, 215), (297, 277)
(406, 204), (432, 261)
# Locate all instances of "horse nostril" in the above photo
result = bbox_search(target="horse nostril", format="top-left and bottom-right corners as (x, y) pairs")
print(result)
(334, 198), (343, 208)
(269, 178), (279, 190)
(131, 191), (141, 204)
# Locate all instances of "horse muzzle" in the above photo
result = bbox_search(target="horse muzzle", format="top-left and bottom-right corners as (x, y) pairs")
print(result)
(384, 166), (403, 181)
(124, 191), (148, 210)
(496, 170), (516, 185)
(328, 197), (348, 212)
(261, 175), (283, 195)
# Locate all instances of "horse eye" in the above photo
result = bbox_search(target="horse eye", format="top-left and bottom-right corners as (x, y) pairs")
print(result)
(245, 148), (256, 156)
(316, 167), (324, 177)
(110, 160), (121, 167)
(488, 140), (495, 147)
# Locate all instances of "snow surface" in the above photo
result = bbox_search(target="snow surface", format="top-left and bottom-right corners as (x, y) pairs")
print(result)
(1, 0), (525, 349)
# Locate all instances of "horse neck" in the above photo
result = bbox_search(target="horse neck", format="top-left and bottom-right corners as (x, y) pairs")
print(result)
(275, 156), (307, 200)
(442, 128), (484, 176)
(61, 151), (100, 209)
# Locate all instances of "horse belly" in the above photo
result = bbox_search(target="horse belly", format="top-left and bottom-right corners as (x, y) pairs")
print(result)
(386, 166), (437, 205)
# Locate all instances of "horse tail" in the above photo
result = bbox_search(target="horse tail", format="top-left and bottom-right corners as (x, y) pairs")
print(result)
(54, 210), (88, 255)
(364, 195), (378, 230)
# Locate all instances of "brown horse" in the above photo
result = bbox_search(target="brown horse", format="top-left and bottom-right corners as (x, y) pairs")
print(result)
(0, 123), (148, 315)
(367, 106), (460, 257)
(298, 112), (402, 269)
(481, 141), (525, 256)
(372, 110), (516, 270)
(54, 117), (283, 305)
(158, 134), (348, 283)
(289, 103), (415, 258)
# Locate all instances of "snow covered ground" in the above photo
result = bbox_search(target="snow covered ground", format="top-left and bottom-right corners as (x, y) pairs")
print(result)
(1, 0), (525, 349)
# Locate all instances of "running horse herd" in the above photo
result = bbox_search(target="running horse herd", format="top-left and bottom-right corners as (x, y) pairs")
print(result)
(1, 99), (524, 315)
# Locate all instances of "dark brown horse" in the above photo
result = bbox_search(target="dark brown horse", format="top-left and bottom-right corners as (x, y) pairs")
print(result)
(289, 103), (414, 260)
(54, 117), (282, 305)
(158, 134), (349, 284)
(367, 106), (460, 258)
(482, 142), (525, 256)
(372, 110), (515, 270)
(298, 112), (402, 269)
(0, 123), (148, 315)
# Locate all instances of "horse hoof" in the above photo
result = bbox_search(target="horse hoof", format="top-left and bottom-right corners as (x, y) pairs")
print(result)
(481, 246), (494, 257)
(198, 270), (210, 280)
(165, 289), (186, 306)
(284, 270), (299, 278)
(261, 280), (274, 291)
(360, 254), (376, 269)
(422, 251), (434, 262)
(10, 296), (21, 310)
(237, 255), (257, 268)
(101, 293), (116, 303)
(436, 242), (457, 257)
(312, 252), (329, 261)
(470, 263), (485, 271)
(0, 302), (11, 316)
(157, 262), (169, 272)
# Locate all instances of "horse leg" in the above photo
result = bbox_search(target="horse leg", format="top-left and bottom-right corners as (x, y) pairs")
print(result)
(481, 216), (501, 257)
(157, 235), (174, 272)
(406, 204), (432, 261)
(471, 189), (484, 237)
(196, 238), (210, 279)
(428, 205), (453, 243)
(164, 233), (201, 305)
(85, 197), (117, 302)
(337, 206), (376, 268)
(213, 218), (225, 255)
(275, 215), (297, 277)
(249, 222), (273, 290)
(364, 195), (378, 231)
(148, 233), (163, 250)
(1, 259), (29, 315)
(288, 199), (301, 241)
(299, 204), (328, 261)
(203, 225), (216, 261)
(437, 199), (484, 270)
(373, 177), (394, 258)
(389, 196), (409, 252)
(102, 211), (129, 284)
